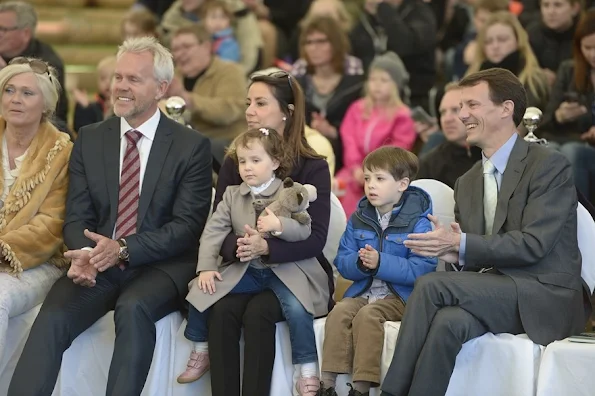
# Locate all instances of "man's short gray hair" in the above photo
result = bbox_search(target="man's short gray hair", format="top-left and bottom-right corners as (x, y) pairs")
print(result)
(0, 1), (37, 31)
(117, 36), (174, 84)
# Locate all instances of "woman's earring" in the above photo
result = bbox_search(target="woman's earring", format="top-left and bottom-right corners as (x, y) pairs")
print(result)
(282, 116), (287, 121)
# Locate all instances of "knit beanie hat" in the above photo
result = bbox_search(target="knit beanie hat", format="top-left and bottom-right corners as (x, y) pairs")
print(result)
(369, 51), (411, 103)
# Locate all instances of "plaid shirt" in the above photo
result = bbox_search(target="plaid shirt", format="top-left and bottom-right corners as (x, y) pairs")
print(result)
(290, 55), (364, 77)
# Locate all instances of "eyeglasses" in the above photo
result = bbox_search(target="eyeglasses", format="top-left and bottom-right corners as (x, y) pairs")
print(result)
(304, 38), (329, 46)
(8, 57), (52, 81)
(0, 25), (19, 34)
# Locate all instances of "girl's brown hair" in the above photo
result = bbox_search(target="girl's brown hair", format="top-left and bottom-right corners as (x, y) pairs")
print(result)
(573, 9), (595, 93)
(299, 16), (350, 75)
(226, 128), (289, 179)
(249, 71), (324, 174)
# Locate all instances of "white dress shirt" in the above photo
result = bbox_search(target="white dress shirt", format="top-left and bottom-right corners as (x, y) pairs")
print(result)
(118, 108), (161, 193)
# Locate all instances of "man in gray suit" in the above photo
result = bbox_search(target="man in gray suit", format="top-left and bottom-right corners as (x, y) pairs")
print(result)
(380, 68), (587, 396)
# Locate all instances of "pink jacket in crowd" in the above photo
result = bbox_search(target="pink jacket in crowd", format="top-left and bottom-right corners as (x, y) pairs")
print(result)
(335, 99), (416, 217)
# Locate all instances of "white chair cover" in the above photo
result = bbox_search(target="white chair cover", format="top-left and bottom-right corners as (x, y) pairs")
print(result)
(325, 193), (347, 284)
(536, 339), (595, 396)
(0, 304), (42, 395)
(446, 333), (543, 396)
(53, 311), (182, 396)
(410, 179), (456, 228)
(533, 203), (595, 396)
(411, 179), (455, 271)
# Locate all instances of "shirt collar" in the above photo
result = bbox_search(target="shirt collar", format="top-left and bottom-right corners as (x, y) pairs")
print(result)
(482, 133), (517, 175)
(120, 108), (161, 141)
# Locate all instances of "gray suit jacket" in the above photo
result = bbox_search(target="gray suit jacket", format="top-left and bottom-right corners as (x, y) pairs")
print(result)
(63, 114), (213, 296)
(455, 137), (585, 345)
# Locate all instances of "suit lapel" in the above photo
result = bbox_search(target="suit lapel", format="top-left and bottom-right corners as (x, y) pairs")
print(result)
(104, 119), (121, 230)
(467, 166), (485, 235)
(492, 138), (528, 234)
(137, 115), (173, 228)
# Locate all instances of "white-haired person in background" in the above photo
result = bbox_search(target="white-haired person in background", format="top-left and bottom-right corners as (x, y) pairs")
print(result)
(0, 56), (72, 363)
(8, 37), (213, 396)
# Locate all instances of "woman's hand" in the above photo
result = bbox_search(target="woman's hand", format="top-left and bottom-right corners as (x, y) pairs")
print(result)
(353, 167), (365, 186)
(311, 112), (338, 139)
(555, 101), (588, 123)
(236, 225), (270, 262)
(197, 271), (223, 294)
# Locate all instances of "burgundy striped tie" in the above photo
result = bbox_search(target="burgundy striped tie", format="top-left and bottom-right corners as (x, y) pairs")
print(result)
(114, 130), (142, 269)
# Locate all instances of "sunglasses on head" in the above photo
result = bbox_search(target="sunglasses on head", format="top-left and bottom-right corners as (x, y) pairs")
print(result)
(9, 57), (52, 81)
(259, 70), (293, 89)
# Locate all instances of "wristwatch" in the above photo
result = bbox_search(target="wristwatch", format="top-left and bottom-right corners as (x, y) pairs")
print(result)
(117, 238), (129, 261)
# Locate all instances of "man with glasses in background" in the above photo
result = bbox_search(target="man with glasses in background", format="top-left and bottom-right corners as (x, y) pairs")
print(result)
(0, 1), (67, 125)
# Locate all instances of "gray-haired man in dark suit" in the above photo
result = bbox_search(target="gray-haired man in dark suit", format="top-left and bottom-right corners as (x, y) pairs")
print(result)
(381, 68), (588, 396)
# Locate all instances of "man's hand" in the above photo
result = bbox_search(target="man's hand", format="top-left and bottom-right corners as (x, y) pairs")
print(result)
(71, 88), (90, 107)
(237, 225), (270, 262)
(257, 208), (282, 233)
(197, 270), (223, 294)
(580, 126), (595, 144)
(166, 76), (185, 98)
(414, 120), (439, 143)
(359, 244), (379, 269)
(404, 214), (461, 263)
(65, 249), (97, 287)
(353, 167), (365, 186)
(85, 229), (120, 272)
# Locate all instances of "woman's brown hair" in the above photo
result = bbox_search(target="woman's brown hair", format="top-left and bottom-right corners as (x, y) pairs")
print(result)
(299, 16), (350, 75)
(226, 128), (289, 179)
(249, 71), (324, 173)
(573, 9), (595, 93)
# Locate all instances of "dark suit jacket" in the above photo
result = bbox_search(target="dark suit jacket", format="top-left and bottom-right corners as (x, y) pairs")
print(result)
(455, 137), (585, 345)
(63, 113), (212, 295)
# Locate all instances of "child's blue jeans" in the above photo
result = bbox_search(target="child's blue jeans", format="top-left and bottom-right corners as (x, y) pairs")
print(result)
(185, 266), (318, 364)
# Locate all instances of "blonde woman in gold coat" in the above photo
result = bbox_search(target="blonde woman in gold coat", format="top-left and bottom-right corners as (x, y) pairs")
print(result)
(0, 57), (72, 359)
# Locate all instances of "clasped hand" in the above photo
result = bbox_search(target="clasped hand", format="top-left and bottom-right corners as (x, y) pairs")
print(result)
(403, 214), (461, 263)
(359, 244), (379, 269)
(65, 229), (121, 287)
(236, 224), (269, 262)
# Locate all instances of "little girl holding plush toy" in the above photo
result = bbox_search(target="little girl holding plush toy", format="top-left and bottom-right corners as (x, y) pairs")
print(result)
(177, 127), (330, 396)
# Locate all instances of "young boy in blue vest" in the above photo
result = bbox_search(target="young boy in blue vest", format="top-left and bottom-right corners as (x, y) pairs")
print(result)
(318, 146), (438, 396)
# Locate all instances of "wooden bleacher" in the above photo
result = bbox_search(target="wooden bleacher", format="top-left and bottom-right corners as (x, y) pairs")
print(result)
(30, 0), (135, 128)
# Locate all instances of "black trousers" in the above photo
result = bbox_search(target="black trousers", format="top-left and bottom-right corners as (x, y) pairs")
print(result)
(381, 271), (525, 396)
(208, 290), (284, 396)
(8, 265), (180, 396)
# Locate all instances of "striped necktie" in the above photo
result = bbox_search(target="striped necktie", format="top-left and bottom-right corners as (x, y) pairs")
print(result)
(115, 129), (143, 241)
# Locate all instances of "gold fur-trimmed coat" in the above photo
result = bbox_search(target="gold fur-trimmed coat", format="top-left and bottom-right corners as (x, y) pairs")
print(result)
(0, 118), (72, 275)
